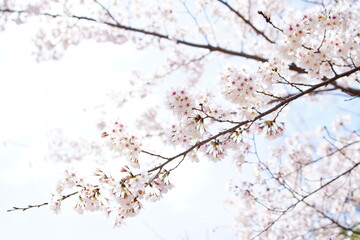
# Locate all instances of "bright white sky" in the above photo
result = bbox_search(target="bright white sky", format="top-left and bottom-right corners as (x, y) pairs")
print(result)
(0, 21), (240, 240)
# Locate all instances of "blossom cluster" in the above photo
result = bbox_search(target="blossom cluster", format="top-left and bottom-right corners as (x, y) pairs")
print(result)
(102, 122), (142, 169)
(220, 66), (266, 120)
(257, 119), (285, 139)
(278, 4), (360, 79)
(50, 167), (173, 226)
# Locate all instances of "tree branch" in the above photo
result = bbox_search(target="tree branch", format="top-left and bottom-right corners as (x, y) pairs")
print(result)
(0, 8), (267, 62)
(216, 0), (275, 44)
(7, 191), (78, 212)
(147, 66), (360, 173)
(252, 160), (360, 239)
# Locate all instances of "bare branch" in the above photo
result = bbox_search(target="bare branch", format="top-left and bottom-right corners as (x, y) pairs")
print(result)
(216, 0), (275, 43)
(7, 191), (78, 212)
(252, 160), (360, 239)
(257, 10), (283, 32)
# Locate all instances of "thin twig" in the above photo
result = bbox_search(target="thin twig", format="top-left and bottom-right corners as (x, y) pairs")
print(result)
(216, 0), (275, 43)
(7, 191), (79, 212)
(252, 161), (360, 239)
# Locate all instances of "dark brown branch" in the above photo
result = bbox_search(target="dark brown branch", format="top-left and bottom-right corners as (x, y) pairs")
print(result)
(93, 0), (120, 25)
(141, 149), (169, 160)
(192, 106), (241, 124)
(216, 0), (275, 43)
(288, 63), (307, 73)
(3, 6), (360, 100)
(287, 63), (360, 96)
(330, 81), (360, 97)
(256, 90), (284, 101)
(0, 8), (267, 63)
(105, 22), (267, 61)
(5, 7), (354, 82)
(257, 11), (283, 32)
(148, 66), (360, 173)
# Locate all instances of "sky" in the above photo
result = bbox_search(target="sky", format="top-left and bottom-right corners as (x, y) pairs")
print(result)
(0, 19), (241, 240)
